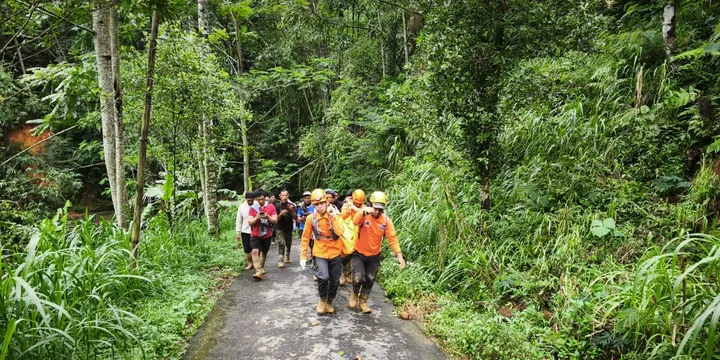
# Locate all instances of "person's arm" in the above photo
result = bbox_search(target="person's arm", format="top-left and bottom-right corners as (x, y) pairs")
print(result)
(341, 203), (351, 220)
(352, 210), (364, 226)
(384, 217), (405, 269)
(330, 214), (345, 236)
(248, 208), (259, 225)
(268, 206), (278, 224)
(300, 217), (313, 260)
(236, 205), (243, 235)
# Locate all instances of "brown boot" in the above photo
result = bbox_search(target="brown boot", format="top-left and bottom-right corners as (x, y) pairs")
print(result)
(244, 253), (254, 271)
(278, 255), (285, 268)
(348, 292), (359, 309)
(316, 299), (327, 314)
(325, 300), (335, 314)
(285, 254), (291, 263)
(359, 295), (371, 313)
(252, 258), (263, 280)
(260, 254), (267, 274)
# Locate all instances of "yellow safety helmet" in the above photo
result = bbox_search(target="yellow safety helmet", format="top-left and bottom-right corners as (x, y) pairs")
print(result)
(310, 188), (326, 205)
(369, 191), (388, 209)
(352, 189), (366, 204)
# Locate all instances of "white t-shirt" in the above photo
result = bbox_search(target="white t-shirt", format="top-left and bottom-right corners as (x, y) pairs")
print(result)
(236, 202), (259, 234)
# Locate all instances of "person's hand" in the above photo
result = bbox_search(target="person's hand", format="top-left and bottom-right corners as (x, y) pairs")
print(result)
(236, 234), (241, 241)
(300, 259), (307, 270)
(279, 209), (288, 216)
(328, 206), (337, 216)
(363, 206), (374, 214)
(397, 253), (406, 270)
(259, 213), (267, 219)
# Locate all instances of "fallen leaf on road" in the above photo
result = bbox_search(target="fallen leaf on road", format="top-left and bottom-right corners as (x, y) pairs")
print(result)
(288, 353), (297, 357)
(311, 321), (319, 326)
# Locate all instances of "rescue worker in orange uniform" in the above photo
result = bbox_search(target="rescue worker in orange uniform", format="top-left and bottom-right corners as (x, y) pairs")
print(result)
(349, 191), (406, 313)
(338, 189), (367, 285)
(300, 189), (345, 314)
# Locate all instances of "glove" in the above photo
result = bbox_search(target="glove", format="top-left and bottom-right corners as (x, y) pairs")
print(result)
(300, 260), (307, 270)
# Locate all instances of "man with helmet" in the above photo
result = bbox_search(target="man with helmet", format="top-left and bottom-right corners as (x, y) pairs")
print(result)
(338, 189), (367, 285)
(349, 191), (406, 313)
(299, 188), (345, 314)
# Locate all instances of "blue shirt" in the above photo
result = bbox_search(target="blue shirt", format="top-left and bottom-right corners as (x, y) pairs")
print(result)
(297, 204), (315, 230)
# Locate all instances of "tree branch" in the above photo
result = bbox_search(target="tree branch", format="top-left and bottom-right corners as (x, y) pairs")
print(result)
(13, 0), (94, 35)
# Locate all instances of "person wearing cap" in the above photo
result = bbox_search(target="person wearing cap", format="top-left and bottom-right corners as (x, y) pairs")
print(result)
(236, 190), (259, 271)
(300, 188), (345, 314)
(324, 189), (338, 212)
(350, 191), (406, 313)
(296, 191), (317, 278)
(297, 191), (313, 237)
(247, 189), (278, 281)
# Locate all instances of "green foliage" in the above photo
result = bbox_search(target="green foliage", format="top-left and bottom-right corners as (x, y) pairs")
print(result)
(0, 206), (242, 359)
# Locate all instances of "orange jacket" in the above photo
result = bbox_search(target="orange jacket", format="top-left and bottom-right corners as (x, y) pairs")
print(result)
(300, 211), (345, 260)
(352, 212), (401, 257)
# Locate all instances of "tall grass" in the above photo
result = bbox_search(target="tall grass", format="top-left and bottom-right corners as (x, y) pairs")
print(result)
(0, 205), (242, 359)
(606, 232), (720, 359)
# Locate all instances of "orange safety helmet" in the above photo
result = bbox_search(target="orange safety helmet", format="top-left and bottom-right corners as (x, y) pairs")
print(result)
(352, 189), (366, 204)
(310, 188), (326, 205)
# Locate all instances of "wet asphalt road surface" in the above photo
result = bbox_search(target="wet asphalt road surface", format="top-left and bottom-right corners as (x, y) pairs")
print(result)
(182, 236), (447, 360)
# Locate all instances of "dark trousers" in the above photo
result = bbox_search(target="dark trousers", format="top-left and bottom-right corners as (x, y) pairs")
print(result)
(241, 233), (252, 254)
(277, 229), (292, 259)
(341, 255), (351, 276)
(351, 251), (381, 296)
(315, 256), (342, 302)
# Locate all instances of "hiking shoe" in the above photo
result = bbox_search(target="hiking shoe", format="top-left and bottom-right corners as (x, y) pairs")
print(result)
(359, 295), (371, 313)
(348, 293), (359, 309)
(284, 255), (291, 263)
(316, 299), (327, 314)
(326, 301), (335, 314)
(252, 271), (263, 281)
(278, 261), (285, 268)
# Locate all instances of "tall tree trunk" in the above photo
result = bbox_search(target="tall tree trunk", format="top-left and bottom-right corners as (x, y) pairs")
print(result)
(231, 11), (250, 192)
(377, 8), (385, 78)
(402, 10), (408, 67)
(198, 0), (219, 235)
(662, 3), (676, 59)
(110, 1), (128, 228)
(131, 9), (160, 260)
(198, 0), (210, 36)
(93, 0), (127, 229)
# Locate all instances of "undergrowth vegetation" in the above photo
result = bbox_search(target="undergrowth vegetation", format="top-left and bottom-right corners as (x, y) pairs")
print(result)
(0, 206), (241, 359)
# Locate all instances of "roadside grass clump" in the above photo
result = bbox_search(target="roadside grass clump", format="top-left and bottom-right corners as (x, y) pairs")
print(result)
(599, 232), (720, 360)
(0, 205), (242, 359)
(426, 298), (550, 360)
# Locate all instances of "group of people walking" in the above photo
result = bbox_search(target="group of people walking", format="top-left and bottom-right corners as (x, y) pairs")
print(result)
(236, 188), (405, 315)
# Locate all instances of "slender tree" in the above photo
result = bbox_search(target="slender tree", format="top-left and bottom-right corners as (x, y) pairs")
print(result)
(93, 0), (128, 228)
(131, 9), (160, 259)
(198, 0), (219, 234)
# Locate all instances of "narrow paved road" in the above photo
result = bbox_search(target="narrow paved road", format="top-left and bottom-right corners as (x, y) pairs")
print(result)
(183, 237), (447, 360)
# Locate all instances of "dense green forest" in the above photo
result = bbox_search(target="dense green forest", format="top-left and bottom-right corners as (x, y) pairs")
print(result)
(2, 0), (720, 358)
